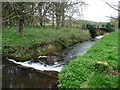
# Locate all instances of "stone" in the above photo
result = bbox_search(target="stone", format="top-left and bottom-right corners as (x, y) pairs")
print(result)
(38, 56), (59, 65)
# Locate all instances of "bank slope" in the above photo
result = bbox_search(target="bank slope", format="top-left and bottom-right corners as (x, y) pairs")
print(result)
(59, 31), (118, 88)
(2, 27), (90, 61)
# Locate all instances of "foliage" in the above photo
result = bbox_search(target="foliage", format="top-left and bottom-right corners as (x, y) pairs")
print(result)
(2, 27), (90, 46)
(87, 73), (118, 88)
(59, 31), (118, 88)
(105, 23), (115, 32)
(81, 23), (95, 30)
(81, 22), (116, 32)
(2, 27), (90, 61)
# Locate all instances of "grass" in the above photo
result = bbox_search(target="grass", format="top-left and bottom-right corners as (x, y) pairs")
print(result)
(2, 27), (90, 46)
(2, 27), (90, 61)
(59, 31), (118, 88)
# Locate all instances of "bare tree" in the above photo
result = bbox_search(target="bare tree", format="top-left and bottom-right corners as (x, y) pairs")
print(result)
(2, 1), (87, 35)
(103, 0), (120, 28)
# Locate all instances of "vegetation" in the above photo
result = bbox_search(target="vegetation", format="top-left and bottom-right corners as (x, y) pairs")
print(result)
(2, 1), (87, 36)
(59, 31), (118, 88)
(2, 27), (90, 61)
(82, 22), (116, 32)
(2, 27), (90, 46)
(2, 1), (119, 88)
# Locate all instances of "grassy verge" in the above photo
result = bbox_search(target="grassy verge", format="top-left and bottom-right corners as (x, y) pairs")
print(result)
(2, 27), (90, 61)
(59, 31), (118, 88)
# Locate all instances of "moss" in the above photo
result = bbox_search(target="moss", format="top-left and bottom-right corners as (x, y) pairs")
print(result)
(7, 53), (32, 62)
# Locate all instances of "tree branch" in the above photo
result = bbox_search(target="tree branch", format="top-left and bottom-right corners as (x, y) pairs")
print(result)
(105, 2), (120, 12)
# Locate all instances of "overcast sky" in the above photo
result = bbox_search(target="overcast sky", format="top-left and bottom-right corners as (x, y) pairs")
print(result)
(81, 0), (118, 22)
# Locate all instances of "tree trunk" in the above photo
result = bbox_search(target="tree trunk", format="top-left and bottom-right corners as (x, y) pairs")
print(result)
(38, 2), (43, 27)
(8, 9), (13, 28)
(69, 17), (72, 27)
(56, 14), (60, 29)
(61, 3), (65, 27)
(19, 18), (24, 37)
(19, 13), (24, 37)
(61, 9), (65, 27)
(31, 3), (35, 27)
(118, 1), (120, 28)
(52, 13), (54, 27)
(118, 16), (120, 28)
(43, 17), (45, 28)
(52, 3), (55, 28)
(55, 3), (61, 29)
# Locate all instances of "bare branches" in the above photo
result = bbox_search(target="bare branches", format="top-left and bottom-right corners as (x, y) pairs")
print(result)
(106, 16), (117, 19)
(2, 1), (87, 29)
(3, 11), (15, 20)
(105, 2), (120, 12)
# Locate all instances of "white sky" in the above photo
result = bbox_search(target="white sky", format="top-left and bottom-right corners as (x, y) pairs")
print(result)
(82, 0), (118, 22)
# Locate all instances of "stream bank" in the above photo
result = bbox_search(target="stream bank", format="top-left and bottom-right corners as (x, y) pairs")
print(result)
(3, 28), (90, 62)
(59, 32), (118, 88)
(2, 35), (103, 88)
(5, 35), (103, 72)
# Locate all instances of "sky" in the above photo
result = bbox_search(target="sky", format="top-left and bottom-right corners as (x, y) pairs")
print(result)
(81, 0), (118, 22)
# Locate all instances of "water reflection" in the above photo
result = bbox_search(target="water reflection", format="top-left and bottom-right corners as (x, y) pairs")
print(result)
(2, 58), (58, 88)
(2, 36), (103, 88)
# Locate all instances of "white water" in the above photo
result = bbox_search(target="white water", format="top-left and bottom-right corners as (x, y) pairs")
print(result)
(8, 35), (104, 72)
(8, 59), (63, 72)
(95, 35), (103, 39)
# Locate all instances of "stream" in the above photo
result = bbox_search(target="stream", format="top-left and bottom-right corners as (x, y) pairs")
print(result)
(2, 36), (103, 88)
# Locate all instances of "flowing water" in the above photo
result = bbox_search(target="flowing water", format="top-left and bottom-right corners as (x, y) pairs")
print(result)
(2, 36), (103, 89)
(2, 59), (59, 88)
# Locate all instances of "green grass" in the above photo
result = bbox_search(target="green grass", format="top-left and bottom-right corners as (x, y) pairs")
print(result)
(87, 73), (118, 88)
(2, 27), (90, 47)
(2, 27), (90, 61)
(59, 31), (118, 88)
